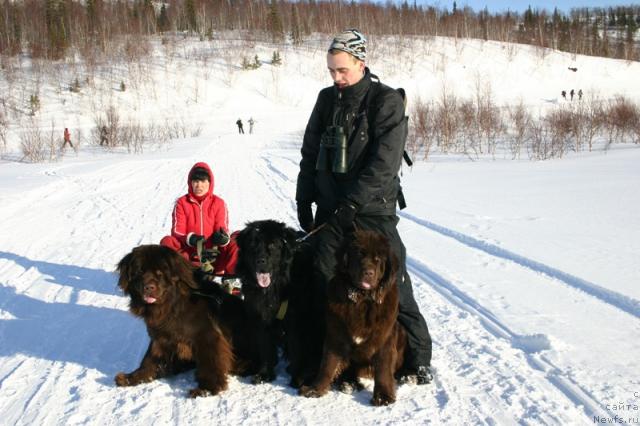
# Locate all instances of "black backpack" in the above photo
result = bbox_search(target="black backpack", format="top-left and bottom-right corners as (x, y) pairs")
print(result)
(365, 75), (412, 209)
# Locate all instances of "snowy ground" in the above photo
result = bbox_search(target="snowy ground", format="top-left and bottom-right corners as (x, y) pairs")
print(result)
(1, 35), (639, 425)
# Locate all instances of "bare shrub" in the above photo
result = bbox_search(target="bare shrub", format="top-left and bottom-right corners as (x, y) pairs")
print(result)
(105, 105), (120, 148)
(580, 94), (604, 152)
(507, 101), (532, 159)
(478, 100), (503, 157)
(457, 99), (477, 157)
(603, 96), (639, 147)
(0, 110), (8, 154)
(527, 119), (551, 160)
(545, 108), (573, 158)
(19, 119), (58, 163)
(408, 97), (435, 160)
(191, 123), (203, 137)
(434, 85), (459, 153)
(473, 77), (503, 157)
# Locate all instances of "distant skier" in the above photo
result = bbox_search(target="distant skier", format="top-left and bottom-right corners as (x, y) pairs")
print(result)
(578, 89), (583, 100)
(236, 119), (244, 134)
(570, 89), (575, 101)
(561, 90), (566, 100)
(248, 117), (256, 134)
(62, 127), (74, 149)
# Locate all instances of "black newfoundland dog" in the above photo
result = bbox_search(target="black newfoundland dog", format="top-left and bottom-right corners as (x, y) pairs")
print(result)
(115, 244), (257, 397)
(235, 219), (321, 386)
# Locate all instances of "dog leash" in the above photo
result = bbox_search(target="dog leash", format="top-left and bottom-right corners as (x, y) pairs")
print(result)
(296, 223), (327, 243)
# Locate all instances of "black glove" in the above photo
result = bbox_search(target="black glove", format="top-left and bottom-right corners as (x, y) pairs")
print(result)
(210, 228), (230, 246)
(201, 246), (220, 263)
(188, 234), (205, 247)
(297, 203), (314, 233)
(335, 202), (357, 230)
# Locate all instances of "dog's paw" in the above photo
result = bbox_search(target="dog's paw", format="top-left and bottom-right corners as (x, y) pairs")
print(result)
(189, 388), (213, 398)
(114, 372), (131, 387)
(337, 380), (363, 394)
(299, 385), (325, 398)
(252, 371), (276, 384)
(289, 375), (305, 389)
(371, 392), (395, 406)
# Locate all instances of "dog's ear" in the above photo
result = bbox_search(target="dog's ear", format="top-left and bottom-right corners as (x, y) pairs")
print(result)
(381, 249), (399, 289)
(282, 227), (298, 257)
(116, 251), (134, 294)
(161, 246), (198, 291)
(377, 233), (398, 286)
(235, 225), (250, 249)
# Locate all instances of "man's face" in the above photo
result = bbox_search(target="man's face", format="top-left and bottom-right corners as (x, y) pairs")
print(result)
(327, 51), (365, 89)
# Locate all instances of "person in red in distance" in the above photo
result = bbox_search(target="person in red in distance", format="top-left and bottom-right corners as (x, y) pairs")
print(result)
(160, 162), (238, 276)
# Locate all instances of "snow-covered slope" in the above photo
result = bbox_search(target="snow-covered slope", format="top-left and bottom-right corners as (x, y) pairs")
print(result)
(1, 35), (639, 425)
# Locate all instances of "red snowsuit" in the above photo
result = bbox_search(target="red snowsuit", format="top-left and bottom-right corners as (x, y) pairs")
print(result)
(160, 162), (238, 275)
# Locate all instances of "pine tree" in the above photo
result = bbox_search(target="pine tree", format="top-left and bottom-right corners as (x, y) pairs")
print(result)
(290, 4), (302, 45)
(45, 0), (68, 59)
(157, 3), (169, 32)
(268, 0), (284, 43)
(271, 50), (282, 65)
(185, 0), (197, 33)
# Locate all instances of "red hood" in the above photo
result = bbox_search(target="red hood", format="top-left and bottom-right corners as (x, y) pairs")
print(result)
(187, 162), (215, 200)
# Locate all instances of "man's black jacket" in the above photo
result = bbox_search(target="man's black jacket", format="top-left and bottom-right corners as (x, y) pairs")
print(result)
(296, 69), (407, 217)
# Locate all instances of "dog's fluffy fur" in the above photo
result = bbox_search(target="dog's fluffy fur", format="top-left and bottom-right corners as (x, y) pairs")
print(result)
(299, 230), (407, 405)
(114, 244), (255, 397)
(235, 220), (320, 385)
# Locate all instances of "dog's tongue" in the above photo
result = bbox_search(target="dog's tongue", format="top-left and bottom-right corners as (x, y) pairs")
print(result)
(360, 282), (372, 290)
(257, 272), (272, 288)
(144, 295), (157, 304)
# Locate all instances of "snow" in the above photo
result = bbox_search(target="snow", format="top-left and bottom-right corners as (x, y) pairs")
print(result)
(1, 34), (640, 425)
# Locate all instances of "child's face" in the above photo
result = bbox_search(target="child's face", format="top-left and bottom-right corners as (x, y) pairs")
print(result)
(191, 179), (210, 197)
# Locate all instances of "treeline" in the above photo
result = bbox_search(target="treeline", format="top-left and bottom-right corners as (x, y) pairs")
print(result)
(0, 0), (638, 61)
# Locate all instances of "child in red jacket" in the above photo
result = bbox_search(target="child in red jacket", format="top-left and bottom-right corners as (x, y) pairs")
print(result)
(160, 162), (238, 275)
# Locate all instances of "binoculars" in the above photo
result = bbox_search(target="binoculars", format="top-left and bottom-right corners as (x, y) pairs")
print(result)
(316, 125), (348, 174)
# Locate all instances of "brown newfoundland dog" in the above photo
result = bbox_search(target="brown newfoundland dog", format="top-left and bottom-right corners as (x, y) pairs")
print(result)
(114, 244), (255, 397)
(299, 230), (407, 406)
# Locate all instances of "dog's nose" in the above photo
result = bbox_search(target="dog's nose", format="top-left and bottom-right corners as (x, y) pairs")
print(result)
(144, 283), (156, 293)
(363, 269), (375, 280)
(256, 258), (267, 267)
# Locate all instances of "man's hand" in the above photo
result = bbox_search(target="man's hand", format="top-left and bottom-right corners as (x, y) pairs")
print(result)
(297, 203), (314, 233)
(335, 202), (357, 230)
(188, 234), (205, 247)
(210, 229), (230, 246)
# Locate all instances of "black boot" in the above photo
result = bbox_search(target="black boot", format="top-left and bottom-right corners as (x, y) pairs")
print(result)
(398, 365), (433, 385)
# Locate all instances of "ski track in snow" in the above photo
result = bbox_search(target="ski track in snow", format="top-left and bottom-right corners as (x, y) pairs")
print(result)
(407, 257), (613, 421)
(399, 211), (640, 320)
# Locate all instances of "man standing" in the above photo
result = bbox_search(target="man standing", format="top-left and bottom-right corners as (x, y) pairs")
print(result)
(296, 29), (433, 384)
(236, 119), (244, 134)
(248, 117), (256, 134)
